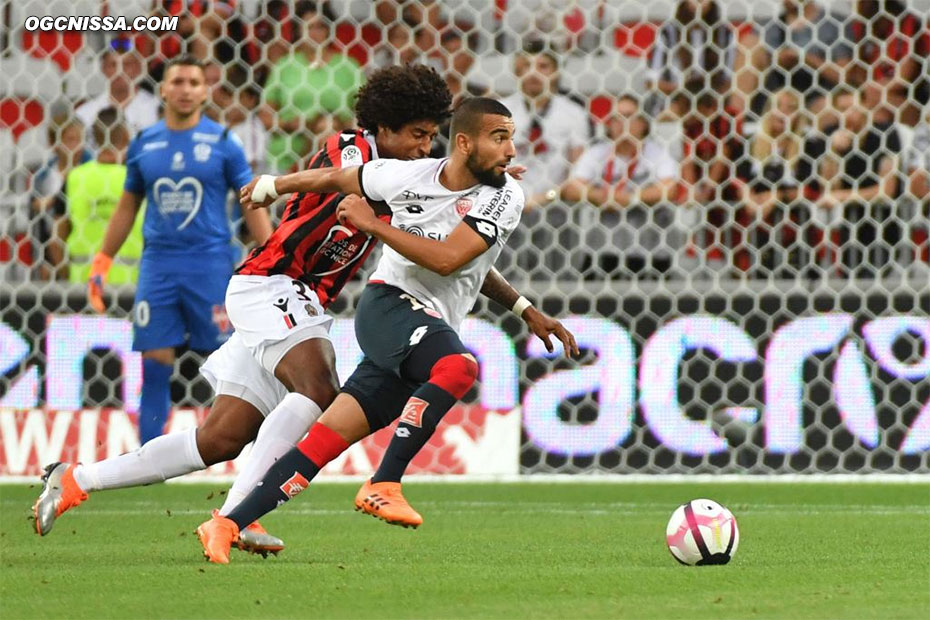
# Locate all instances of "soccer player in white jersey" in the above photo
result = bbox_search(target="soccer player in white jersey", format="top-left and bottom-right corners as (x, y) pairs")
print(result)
(196, 97), (579, 563)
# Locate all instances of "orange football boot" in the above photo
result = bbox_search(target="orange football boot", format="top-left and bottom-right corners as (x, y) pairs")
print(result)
(354, 479), (423, 528)
(196, 511), (240, 564)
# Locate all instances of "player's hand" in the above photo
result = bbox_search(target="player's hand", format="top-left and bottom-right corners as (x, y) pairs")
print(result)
(240, 175), (278, 210)
(522, 306), (580, 358)
(505, 164), (527, 180)
(336, 195), (378, 232)
(87, 252), (113, 314)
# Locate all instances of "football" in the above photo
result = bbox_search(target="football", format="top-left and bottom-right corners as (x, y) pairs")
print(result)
(666, 499), (740, 566)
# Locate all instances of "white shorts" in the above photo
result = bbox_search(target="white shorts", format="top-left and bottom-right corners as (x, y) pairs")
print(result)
(200, 333), (288, 416)
(200, 274), (334, 415)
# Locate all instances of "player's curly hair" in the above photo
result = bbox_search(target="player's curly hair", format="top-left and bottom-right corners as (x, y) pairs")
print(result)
(355, 65), (452, 134)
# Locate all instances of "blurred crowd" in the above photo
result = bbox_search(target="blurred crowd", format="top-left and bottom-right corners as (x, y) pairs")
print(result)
(1, 0), (928, 283)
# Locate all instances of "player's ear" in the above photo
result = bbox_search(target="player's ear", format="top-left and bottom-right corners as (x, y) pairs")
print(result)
(453, 131), (472, 155)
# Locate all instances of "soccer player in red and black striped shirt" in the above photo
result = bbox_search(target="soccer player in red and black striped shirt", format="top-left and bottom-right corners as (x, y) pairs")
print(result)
(29, 65), (453, 552)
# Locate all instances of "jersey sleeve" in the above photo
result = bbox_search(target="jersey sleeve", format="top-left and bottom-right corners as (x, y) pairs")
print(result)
(463, 182), (525, 247)
(357, 158), (412, 205)
(325, 132), (373, 169)
(123, 135), (145, 195)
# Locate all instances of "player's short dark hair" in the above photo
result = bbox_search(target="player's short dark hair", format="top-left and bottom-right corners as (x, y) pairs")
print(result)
(355, 65), (452, 134)
(449, 97), (512, 138)
(93, 106), (128, 147)
(163, 54), (205, 79)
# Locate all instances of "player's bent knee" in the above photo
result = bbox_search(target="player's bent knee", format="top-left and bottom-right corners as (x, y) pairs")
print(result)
(195, 425), (250, 465)
(283, 368), (340, 409)
(429, 353), (479, 400)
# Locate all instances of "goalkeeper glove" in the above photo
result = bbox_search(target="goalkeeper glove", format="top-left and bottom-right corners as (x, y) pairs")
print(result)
(88, 252), (113, 314)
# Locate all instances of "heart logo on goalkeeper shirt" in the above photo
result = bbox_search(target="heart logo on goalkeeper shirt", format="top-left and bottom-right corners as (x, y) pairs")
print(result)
(399, 397), (428, 428)
(152, 176), (204, 230)
(279, 471), (309, 498)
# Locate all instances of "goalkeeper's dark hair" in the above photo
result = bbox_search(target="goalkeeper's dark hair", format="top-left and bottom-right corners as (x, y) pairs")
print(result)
(355, 65), (452, 135)
(449, 97), (512, 138)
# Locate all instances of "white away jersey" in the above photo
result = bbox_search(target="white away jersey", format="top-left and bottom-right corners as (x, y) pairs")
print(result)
(359, 157), (524, 332)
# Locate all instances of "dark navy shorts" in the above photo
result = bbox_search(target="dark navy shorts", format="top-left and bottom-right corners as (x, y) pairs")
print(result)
(341, 283), (468, 432)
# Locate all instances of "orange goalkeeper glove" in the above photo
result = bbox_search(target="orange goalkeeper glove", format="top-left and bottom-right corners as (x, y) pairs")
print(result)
(88, 252), (113, 314)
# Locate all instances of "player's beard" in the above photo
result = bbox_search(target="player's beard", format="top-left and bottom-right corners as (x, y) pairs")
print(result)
(466, 150), (507, 188)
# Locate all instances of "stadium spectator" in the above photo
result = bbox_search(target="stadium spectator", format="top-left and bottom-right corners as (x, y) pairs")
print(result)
(905, 111), (929, 264)
(556, 95), (679, 279)
(248, 0), (304, 85)
(441, 29), (478, 100)
(59, 108), (143, 286)
(734, 89), (809, 274)
(500, 45), (591, 200)
(28, 115), (92, 280)
(680, 82), (743, 266)
(906, 111), (930, 202)
(76, 45), (160, 148)
(135, 0), (241, 77)
(645, 0), (746, 118)
(681, 83), (741, 205)
(370, 21), (419, 72)
(847, 0), (929, 126)
(262, 0), (365, 172)
(814, 90), (901, 276)
(228, 84), (270, 175)
(743, 0), (854, 121)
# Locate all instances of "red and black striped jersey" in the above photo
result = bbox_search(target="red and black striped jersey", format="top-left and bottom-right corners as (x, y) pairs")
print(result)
(236, 130), (388, 308)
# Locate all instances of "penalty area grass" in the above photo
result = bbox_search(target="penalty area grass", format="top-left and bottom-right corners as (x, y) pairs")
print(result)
(1, 482), (928, 619)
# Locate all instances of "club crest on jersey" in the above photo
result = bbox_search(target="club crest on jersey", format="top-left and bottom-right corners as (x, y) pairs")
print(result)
(279, 471), (309, 498)
(211, 304), (231, 333)
(193, 143), (211, 162)
(399, 397), (429, 427)
(455, 198), (472, 218)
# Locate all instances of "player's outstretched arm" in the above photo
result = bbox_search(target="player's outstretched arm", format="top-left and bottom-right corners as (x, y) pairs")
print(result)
(239, 167), (363, 210)
(88, 191), (143, 313)
(337, 195), (487, 276)
(480, 267), (579, 357)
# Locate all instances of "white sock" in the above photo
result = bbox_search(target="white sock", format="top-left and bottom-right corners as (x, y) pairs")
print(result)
(219, 392), (322, 516)
(220, 392), (323, 517)
(72, 428), (206, 492)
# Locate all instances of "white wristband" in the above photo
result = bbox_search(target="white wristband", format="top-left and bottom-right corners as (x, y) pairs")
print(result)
(251, 174), (279, 202)
(512, 295), (533, 316)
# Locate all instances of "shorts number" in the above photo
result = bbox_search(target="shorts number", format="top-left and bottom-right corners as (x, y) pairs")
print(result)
(292, 280), (312, 302)
(135, 301), (150, 327)
(409, 325), (428, 345)
(400, 293), (426, 311)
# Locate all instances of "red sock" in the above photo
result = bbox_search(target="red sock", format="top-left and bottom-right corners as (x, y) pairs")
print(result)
(296, 423), (349, 468)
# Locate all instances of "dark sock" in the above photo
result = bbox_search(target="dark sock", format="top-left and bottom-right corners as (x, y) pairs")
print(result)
(226, 448), (319, 530)
(139, 359), (172, 444)
(225, 422), (349, 529)
(371, 383), (456, 483)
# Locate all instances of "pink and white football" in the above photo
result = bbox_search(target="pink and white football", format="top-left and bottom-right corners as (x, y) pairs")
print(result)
(666, 499), (740, 566)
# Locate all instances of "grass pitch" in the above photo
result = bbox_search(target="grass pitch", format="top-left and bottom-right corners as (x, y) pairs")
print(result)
(1, 481), (928, 619)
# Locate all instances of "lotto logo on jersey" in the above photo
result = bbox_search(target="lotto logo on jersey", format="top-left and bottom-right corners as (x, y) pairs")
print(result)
(279, 471), (310, 498)
(399, 398), (429, 427)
